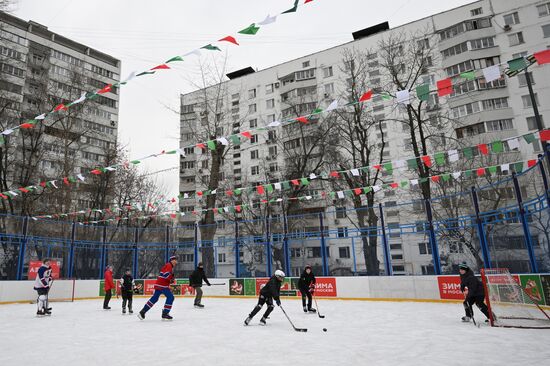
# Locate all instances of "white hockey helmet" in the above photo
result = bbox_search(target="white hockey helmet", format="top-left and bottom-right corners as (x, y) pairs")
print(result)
(274, 269), (285, 278)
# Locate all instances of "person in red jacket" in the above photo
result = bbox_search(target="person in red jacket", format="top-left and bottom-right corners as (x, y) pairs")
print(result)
(138, 256), (178, 320)
(103, 265), (115, 310)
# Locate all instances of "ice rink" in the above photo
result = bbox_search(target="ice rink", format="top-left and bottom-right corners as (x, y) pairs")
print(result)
(1, 297), (549, 366)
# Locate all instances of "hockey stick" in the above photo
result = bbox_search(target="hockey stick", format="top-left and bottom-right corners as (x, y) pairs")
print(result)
(468, 303), (480, 328)
(280, 305), (307, 332)
(208, 283), (226, 286)
(313, 295), (325, 319)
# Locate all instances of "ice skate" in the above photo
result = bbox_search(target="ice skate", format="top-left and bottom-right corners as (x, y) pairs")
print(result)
(461, 316), (471, 322)
(162, 313), (173, 320)
(259, 317), (267, 326)
(244, 316), (251, 326)
(138, 310), (145, 320)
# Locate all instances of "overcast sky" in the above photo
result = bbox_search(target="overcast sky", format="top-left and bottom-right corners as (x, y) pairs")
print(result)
(12, 0), (474, 197)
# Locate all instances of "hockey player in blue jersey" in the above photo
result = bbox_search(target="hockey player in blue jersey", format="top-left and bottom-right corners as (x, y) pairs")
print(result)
(34, 259), (53, 316)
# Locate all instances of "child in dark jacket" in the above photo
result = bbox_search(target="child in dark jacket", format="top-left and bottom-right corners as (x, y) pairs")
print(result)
(120, 268), (135, 314)
(298, 265), (316, 313)
(459, 263), (490, 322)
(244, 270), (285, 326)
(189, 262), (211, 308)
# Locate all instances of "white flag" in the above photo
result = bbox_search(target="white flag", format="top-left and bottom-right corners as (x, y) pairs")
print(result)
(501, 163), (510, 173)
(122, 71), (137, 84)
(217, 137), (229, 146)
(337, 191), (345, 199)
(394, 160), (406, 169)
(35, 114), (46, 120)
(507, 138), (520, 150)
(183, 193), (189, 199)
(482, 65), (501, 83)
(211, 189), (217, 195)
(76, 174), (85, 182)
(410, 179), (419, 186)
(2, 129), (14, 135)
(276, 198), (283, 202)
(309, 173), (317, 180)
(350, 169), (360, 176)
(50, 181), (58, 189)
(326, 100), (338, 112)
(372, 185), (381, 192)
(176, 148), (186, 157)
(8, 191), (18, 197)
(274, 183), (282, 190)
(396, 90), (410, 105)
(452, 172), (462, 179)
(224, 207), (230, 213)
(105, 166), (116, 171)
(268, 121), (281, 128)
(305, 196), (312, 200)
(258, 14), (277, 25)
(448, 149), (459, 162)
(184, 49), (201, 57)
(71, 91), (87, 105)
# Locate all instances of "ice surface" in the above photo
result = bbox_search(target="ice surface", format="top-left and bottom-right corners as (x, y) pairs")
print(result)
(1, 298), (549, 366)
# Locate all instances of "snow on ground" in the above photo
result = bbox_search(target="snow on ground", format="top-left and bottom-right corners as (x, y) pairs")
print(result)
(1, 297), (549, 366)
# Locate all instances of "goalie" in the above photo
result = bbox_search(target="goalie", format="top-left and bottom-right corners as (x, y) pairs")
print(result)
(459, 262), (490, 323)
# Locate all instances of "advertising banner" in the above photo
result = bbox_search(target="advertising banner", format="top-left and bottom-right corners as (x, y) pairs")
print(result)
(312, 277), (337, 297)
(229, 279), (245, 296)
(28, 260), (61, 280)
(519, 274), (545, 305)
(540, 275), (550, 306)
(437, 276), (463, 300)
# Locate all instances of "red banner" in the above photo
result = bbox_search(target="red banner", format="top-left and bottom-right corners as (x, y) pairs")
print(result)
(27, 260), (61, 280)
(312, 277), (337, 297)
(144, 280), (156, 295)
(255, 278), (269, 294)
(437, 276), (463, 300)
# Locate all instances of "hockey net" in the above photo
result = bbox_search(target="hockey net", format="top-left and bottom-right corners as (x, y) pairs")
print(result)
(481, 268), (550, 329)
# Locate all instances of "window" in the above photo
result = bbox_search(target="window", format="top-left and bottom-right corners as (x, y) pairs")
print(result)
(302, 61), (310, 68)
(284, 138), (301, 150)
(470, 7), (483, 16)
(307, 247), (329, 258)
(248, 88), (256, 99)
(337, 228), (348, 238)
(486, 119), (513, 132)
(470, 36), (495, 50)
(478, 77), (506, 90)
(527, 116), (544, 131)
(181, 104), (195, 114)
(439, 18), (491, 41)
(218, 253), (226, 263)
(455, 122), (486, 139)
(250, 134), (258, 144)
(482, 97), (508, 111)
(417, 38), (430, 49)
(339, 246), (351, 258)
(441, 42), (469, 59)
(267, 130), (277, 142)
(290, 248), (301, 258)
(265, 84), (274, 94)
(1, 63), (24, 77)
(418, 242), (432, 255)
(324, 83), (334, 95)
(249, 118), (257, 128)
(250, 150), (259, 160)
(445, 60), (474, 77)
(543, 24), (550, 38)
(390, 244), (402, 250)
(1, 46), (24, 61)
(231, 93), (240, 100)
(503, 12), (520, 26)
(266, 99), (275, 109)
(181, 254), (194, 262)
(251, 166), (260, 175)
(422, 265), (435, 275)
(51, 49), (83, 67)
(269, 163), (278, 173)
(517, 72), (534, 87)
(268, 146), (278, 156)
(508, 32), (524, 46)
(335, 207), (347, 219)
(522, 94), (540, 108)
(295, 68), (315, 80)
(323, 66), (333, 78)
(248, 104), (257, 114)
(181, 161), (195, 169)
(91, 65), (114, 78)
(452, 101), (481, 118)
(538, 2), (550, 17)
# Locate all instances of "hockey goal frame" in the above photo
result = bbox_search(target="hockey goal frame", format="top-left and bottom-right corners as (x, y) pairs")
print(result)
(481, 268), (550, 329)
(29, 278), (76, 304)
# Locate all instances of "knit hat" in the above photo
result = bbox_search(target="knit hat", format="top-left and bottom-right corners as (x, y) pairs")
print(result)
(169, 255), (177, 262)
(198, 262), (203, 267)
(458, 262), (469, 270)
(305, 264), (312, 270)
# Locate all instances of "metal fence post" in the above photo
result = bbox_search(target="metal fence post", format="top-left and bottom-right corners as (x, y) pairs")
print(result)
(266, 216), (272, 276)
(235, 220), (240, 277)
(319, 213), (328, 276)
(133, 227), (139, 279)
(424, 199), (442, 275)
(100, 226), (107, 279)
(351, 237), (357, 274)
(16, 216), (29, 280)
(471, 187), (491, 269)
(512, 172), (538, 273)
(537, 154), (550, 215)
(283, 214), (290, 276)
(68, 222), (76, 278)
(378, 204), (392, 276)
(165, 225), (170, 263)
(194, 222), (199, 268)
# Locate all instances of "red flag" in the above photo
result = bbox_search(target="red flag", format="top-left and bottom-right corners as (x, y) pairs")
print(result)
(305, 0), (314, 3)
(0, 193), (8, 199)
(218, 36), (239, 45)
(431, 176), (440, 183)
(226, 190), (233, 196)
(20, 123), (35, 129)
(534, 50), (550, 65)
(257, 185), (265, 194)
(97, 84), (112, 94)
(197, 143), (206, 150)
(528, 159), (537, 168)
(235, 205), (242, 212)
(478, 143), (489, 155)
(40, 181), (47, 188)
(437, 78), (453, 97)
(213, 208), (218, 214)
(63, 177), (70, 185)
(421, 156), (432, 167)
(91, 169), (102, 175)
(539, 129), (550, 142)
(18, 187), (30, 193)
(476, 168), (486, 177)
(390, 182), (398, 189)
(291, 179), (300, 186)
(197, 191), (203, 197)
(359, 90), (373, 102)
(296, 116), (308, 124)
(150, 64), (170, 70)
(53, 103), (67, 112)
(241, 131), (252, 139)
(170, 214), (177, 219)
(354, 188), (362, 195)
(329, 171), (340, 178)
(373, 165), (382, 170)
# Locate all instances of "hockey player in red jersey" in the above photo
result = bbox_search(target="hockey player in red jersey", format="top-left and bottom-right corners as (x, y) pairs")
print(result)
(138, 256), (178, 320)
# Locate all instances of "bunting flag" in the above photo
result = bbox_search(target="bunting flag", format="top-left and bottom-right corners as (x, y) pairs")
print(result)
(166, 56), (184, 63)
(238, 24), (260, 35)
(97, 84), (113, 94)
(258, 14), (277, 25)
(460, 71), (476, 81)
(295, 116), (308, 124)
(436, 78), (453, 97)
(201, 44), (221, 51)
(282, 0), (299, 13)
(482, 65), (501, 83)
(534, 50), (550, 65)
(416, 84), (430, 101)
(219, 36), (239, 45)
(396, 90), (410, 105)
(359, 90), (373, 102)
(150, 64), (170, 71)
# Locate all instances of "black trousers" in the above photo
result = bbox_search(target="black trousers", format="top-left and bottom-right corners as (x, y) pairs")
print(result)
(103, 289), (112, 308)
(121, 290), (133, 310)
(464, 295), (490, 319)
(249, 294), (274, 319)
(301, 289), (312, 308)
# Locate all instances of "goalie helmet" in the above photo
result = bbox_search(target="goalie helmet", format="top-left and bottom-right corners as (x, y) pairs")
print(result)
(274, 270), (285, 278)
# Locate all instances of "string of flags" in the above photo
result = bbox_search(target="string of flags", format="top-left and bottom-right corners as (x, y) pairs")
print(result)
(31, 156), (541, 223)
(0, 0), (314, 144)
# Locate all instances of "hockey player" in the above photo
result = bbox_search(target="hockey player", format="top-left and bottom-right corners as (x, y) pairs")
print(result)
(120, 268), (135, 314)
(244, 270), (285, 326)
(298, 265), (316, 313)
(189, 262), (211, 308)
(138, 256), (178, 320)
(34, 259), (52, 316)
(459, 263), (490, 322)
(103, 265), (114, 310)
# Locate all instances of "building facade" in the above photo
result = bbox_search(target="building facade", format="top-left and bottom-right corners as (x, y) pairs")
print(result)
(0, 11), (120, 212)
(180, 0), (550, 277)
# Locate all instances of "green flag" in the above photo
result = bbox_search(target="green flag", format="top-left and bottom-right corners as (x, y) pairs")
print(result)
(312, 108), (323, 114)
(464, 170), (472, 178)
(238, 23), (260, 35)
(420, 177), (429, 184)
(201, 44), (221, 51)
(136, 71), (155, 77)
(508, 57), (528, 72)
(282, 0), (299, 14)
(416, 84), (430, 101)
(282, 181), (291, 190)
(407, 158), (418, 169)
(130, 160), (141, 164)
(491, 140), (504, 153)
(381, 93), (392, 101)
(400, 180), (409, 188)
(463, 147), (473, 159)
(514, 162), (524, 173)
(0, 135), (4, 146)
(234, 188), (242, 195)
(487, 166), (497, 175)
(266, 184), (274, 193)
(229, 135), (241, 144)
(460, 71), (476, 80)
(441, 174), (451, 182)
(363, 187), (372, 194)
(207, 140), (216, 150)
(434, 152), (445, 166)
(166, 56), (184, 63)
(300, 178), (310, 186)
(523, 133), (536, 144)
(383, 162), (393, 174)
(329, 192), (336, 199)
(361, 167), (370, 174)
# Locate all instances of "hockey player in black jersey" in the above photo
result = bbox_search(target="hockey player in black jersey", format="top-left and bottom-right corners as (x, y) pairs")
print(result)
(244, 270), (285, 326)
(120, 268), (135, 314)
(298, 265), (316, 313)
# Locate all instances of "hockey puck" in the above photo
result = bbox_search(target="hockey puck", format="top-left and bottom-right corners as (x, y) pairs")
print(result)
(323, 328), (327, 332)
